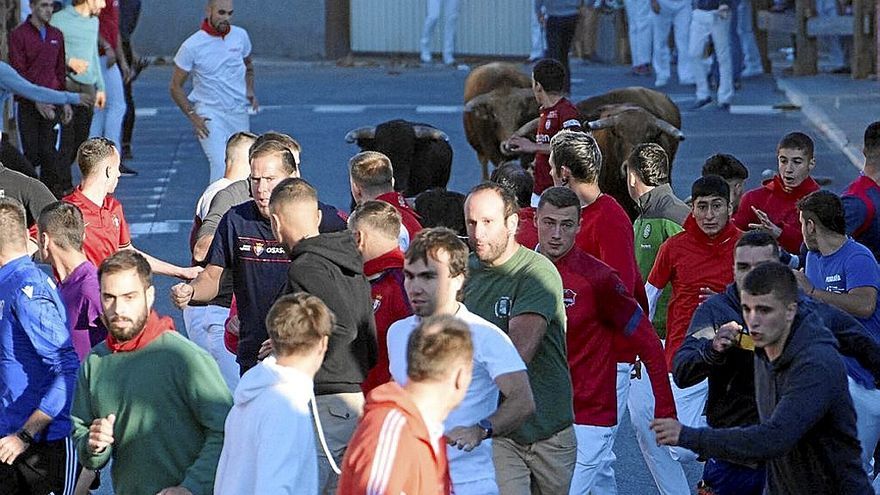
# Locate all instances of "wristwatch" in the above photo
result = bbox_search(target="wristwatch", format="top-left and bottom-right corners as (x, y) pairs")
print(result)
(16, 428), (34, 445)
(477, 419), (494, 439)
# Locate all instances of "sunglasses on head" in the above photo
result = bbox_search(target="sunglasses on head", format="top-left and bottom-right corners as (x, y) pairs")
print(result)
(217, 9), (233, 15)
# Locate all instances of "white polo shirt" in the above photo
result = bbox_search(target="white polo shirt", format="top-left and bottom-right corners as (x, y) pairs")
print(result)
(174, 26), (251, 111)
(387, 304), (526, 486)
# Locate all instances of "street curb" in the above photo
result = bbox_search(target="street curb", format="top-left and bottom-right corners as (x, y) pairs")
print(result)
(775, 77), (863, 170)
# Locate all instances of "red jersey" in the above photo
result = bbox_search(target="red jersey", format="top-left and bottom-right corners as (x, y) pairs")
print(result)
(376, 191), (422, 245)
(362, 249), (412, 393)
(556, 247), (675, 426)
(338, 382), (451, 495)
(648, 215), (742, 369)
(516, 207), (539, 250)
(533, 98), (581, 195)
(63, 187), (131, 268)
(732, 175), (819, 253)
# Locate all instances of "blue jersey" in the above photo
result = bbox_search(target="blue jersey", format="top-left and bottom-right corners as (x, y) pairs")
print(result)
(0, 255), (79, 441)
(806, 238), (880, 389)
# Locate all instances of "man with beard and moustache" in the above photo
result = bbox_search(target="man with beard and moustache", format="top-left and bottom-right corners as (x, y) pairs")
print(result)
(654, 262), (875, 494)
(387, 227), (533, 494)
(171, 0), (258, 183)
(268, 178), (377, 494)
(675, 230), (880, 495)
(0, 198), (81, 495)
(71, 250), (231, 495)
(535, 186), (677, 494)
(462, 182), (576, 495)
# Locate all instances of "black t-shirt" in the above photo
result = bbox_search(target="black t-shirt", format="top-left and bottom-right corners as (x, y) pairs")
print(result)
(0, 164), (56, 228)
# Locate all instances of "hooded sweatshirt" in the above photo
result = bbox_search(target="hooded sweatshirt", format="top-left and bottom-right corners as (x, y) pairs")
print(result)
(214, 356), (317, 495)
(647, 215), (742, 369)
(678, 312), (873, 495)
(732, 175), (820, 253)
(285, 231), (378, 395)
(338, 382), (451, 495)
(362, 248), (411, 393)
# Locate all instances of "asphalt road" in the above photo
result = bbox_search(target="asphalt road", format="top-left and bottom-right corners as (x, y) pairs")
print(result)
(90, 58), (856, 494)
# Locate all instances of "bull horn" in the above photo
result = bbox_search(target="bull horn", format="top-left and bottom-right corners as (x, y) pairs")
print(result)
(587, 115), (622, 131)
(651, 116), (685, 141)
(413, 125), (449, 141)
(344, 126), (376, 143)
(463, 93), (491, 113)
(512, 118), (539, 137)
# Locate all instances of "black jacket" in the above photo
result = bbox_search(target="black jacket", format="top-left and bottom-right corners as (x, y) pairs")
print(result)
(678, 310), (874, 494)
(674, 283), (880, 429)
(285, 231), (378, 395)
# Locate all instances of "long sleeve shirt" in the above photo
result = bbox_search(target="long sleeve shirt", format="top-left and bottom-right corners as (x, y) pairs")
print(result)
(50, 5), (105, 91)
(8, 18), (67, 93)
(0, 62), (80, 106)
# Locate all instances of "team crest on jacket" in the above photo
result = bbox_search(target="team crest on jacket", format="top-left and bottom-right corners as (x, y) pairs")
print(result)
(372, 295), (382, 313)
(563, 288), (577, 307)
(642, 223), (652, 239)
(252, 242), (265, 256)
(113, 215), (120, 229)
(495, 296), (511, 319)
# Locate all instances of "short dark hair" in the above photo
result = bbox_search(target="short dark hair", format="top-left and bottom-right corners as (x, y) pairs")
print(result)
(702, 154), (749, 181)
(0, 197), (28, 250)
(77, 137), (118, 178)
(538, 186), (581, 211)
(468, 182), (519, 218)
(490, 162), (534, 208)
(549, 130), (602, 184)
(735, 230), (780, 258)
(406, 314), (473, 382)
(691, 175), (730, 202)
(249, 139), (299, 175)
(38, 202), (84, 251)
(777, 132), (814, 158)
(266, 292), (334, 356)
(864, 121), (880, 154)
(268, 177), (319, 213)
(532, 59), (566, 94)
(348, 200), (402, 241)
(797, 190), (846, 235)
(99, 250), (152, 289)
(741, 261), (798, 305)
(405, 227), (469, 279)
(414, 189), (467, 236)
(626, 143), (670, 186)
(349, 151), (394, 191)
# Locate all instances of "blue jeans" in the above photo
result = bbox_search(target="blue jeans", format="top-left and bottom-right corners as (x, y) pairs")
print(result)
(702, 458), (765, 495)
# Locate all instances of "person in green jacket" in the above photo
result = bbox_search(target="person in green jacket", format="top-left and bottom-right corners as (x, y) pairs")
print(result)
(71, 250), (231, 495)
(626, 143), (690, 339)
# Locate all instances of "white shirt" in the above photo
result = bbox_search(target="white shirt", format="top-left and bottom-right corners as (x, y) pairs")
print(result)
(174, 26), (252, 111)
(195, 177), (233, 220)
(387, 304), (526, 485)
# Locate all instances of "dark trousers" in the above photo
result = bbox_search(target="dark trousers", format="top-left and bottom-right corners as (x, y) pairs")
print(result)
(121, 40), (136, 153)
(57, 80), (95, 196)
(545, 14), (580, 94)
(0, 437), (80, 495)
(702, 457), (765, 495)
(17, 100), (61, 187)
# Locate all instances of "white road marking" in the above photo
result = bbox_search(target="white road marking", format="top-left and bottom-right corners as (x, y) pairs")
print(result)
(415, 105), (462, 113)
(129, 221), (183, 236)
(135, 108), (158, 117)
(314, 105), (367, 113)
(729, 105), (781, 115)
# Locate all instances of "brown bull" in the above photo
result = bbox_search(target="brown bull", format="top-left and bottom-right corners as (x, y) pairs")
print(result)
(462, 62), (538, 179)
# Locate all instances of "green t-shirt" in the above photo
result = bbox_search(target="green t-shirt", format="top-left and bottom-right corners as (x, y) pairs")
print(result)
(462, 246), (573, 444)
(633, 216), (684, 338)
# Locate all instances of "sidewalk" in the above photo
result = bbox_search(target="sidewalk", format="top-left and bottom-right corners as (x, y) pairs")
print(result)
(775, 73), (880, 170)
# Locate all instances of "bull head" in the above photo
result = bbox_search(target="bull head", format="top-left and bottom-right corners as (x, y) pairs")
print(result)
(345, 125), (449, 144)
(588, 111), (685, 142)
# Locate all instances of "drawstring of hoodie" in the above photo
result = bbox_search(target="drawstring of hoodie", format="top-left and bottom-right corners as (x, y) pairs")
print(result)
(310, 391), (341, 475)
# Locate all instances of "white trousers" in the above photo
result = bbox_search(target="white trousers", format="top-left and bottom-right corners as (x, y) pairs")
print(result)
(570, 424), (618, 494)
(624, 0), (654, 66)
(89, 56), (126, 150)
(531, 0), (547, 59)
(689, 9), (734, 104)
(849, 377), (880, 480)
(651, 0), (693, 83)
(421, 0), (461, 63)
(194, 104), (249, 184)
(590, 363), (631, 495)
(183, 304), (240, 392)
(736, 0), (762, 72)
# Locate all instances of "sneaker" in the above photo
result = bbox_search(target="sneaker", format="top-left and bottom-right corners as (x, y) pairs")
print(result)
(631, 64), (651, 76)
(119, 163), (139, 176)
(690, 97), (713, 110)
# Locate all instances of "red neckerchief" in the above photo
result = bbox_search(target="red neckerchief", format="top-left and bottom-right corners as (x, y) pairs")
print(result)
(364, 249), (405, 277)
(106, 310), (175, 353)
(683, 214), (741, 246)
(200, 18), (230, 38)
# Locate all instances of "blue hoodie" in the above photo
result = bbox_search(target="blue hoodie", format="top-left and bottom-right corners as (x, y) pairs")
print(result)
(0, 255), (80, 442)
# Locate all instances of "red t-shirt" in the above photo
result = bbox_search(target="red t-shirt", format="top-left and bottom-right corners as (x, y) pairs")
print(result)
(648, 216), (742, 369)
(376, 191), (422, 243)
(362, 249), (412, 394)
(63, 187), (131, 268)
(556, 248), (676, 426)
(732, 175), (819, 254)
(98, 0), (120, 53)
(516, 207), (539, 250)
(533, 98), (581, 195)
